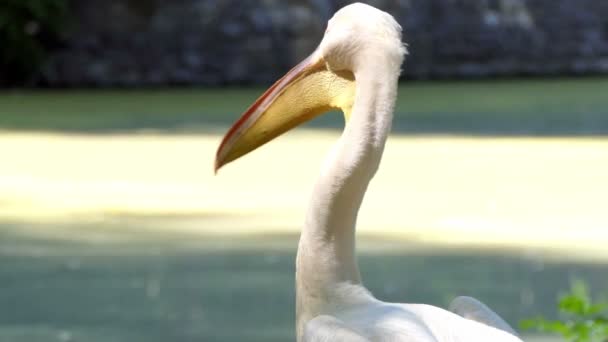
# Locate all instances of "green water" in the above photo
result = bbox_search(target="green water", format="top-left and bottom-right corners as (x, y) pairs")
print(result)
(1, 78), (608, 341)
(2, 226), (607, 342)
(1, 78), (607, 134)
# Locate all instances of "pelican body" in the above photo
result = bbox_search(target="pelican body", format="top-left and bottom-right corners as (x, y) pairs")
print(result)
(216, 3), (522, 341)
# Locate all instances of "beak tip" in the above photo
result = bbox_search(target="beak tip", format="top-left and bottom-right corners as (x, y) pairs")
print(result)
(214, 158), (223, 175)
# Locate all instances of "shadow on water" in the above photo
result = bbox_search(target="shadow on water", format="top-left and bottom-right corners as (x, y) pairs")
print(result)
(1, 109), (607, 137)
(1, 78), (608, 136)
(1, 222), (607, 342)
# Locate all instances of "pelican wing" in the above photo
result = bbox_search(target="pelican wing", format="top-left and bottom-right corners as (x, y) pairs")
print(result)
(303, 315), (370, 342)
(449, 296), (518, 337)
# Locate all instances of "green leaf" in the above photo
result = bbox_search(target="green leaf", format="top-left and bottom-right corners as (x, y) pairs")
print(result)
(521, 280), (608, 342)
(560, 294), (589, 316)
(521, 317), (570, 335)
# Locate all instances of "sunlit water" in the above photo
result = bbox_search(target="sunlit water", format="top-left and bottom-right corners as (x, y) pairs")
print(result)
(1, 131), (607, 341)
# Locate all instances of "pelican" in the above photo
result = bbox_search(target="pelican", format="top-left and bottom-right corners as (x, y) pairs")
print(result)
(215, 3), (523, 341)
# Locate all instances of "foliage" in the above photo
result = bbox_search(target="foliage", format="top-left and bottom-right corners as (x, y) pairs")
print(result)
(521, 281), (608, 342)
(0, 0), (69, 85)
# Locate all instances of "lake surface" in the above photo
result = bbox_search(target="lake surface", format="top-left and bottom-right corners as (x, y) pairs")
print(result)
(1, 78), (607, 341)
(2, 227), (606, 342)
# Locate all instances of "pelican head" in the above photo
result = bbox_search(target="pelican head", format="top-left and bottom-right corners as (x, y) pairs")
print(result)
(319, 3), (405, 73)
(215, 2), (406, 172)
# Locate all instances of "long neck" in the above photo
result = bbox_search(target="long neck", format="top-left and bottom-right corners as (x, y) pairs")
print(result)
(295, 62), (400, 338)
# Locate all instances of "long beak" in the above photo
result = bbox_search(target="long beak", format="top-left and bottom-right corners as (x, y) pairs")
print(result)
(215, 50), (355, 172)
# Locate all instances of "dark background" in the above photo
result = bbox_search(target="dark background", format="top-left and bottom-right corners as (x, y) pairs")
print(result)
(2, 0), (608, 87)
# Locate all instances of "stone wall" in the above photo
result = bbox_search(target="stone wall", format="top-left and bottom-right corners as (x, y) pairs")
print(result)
(41, 0), (608, 86)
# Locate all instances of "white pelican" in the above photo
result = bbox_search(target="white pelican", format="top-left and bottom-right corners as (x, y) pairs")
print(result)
(215, 3), (523, 341)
